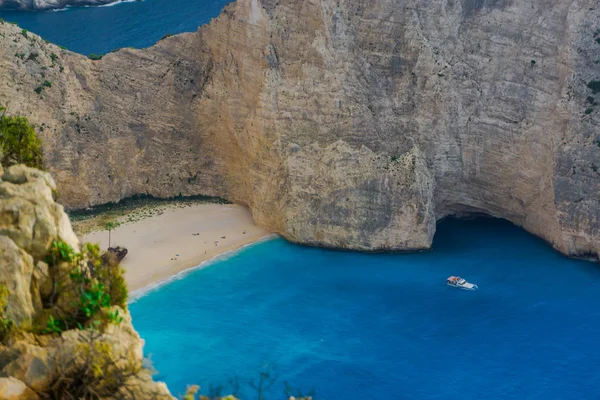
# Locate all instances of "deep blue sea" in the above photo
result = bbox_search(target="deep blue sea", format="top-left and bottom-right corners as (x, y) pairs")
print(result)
(130, 218), (600, 399)
(0, 0), (232, 55)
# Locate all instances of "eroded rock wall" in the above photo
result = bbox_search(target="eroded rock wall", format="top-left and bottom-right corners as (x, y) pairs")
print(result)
(0, 0), (599, 256)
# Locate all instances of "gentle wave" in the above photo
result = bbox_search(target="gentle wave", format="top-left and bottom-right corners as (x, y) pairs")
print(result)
(128, 234), (278, 303)
(84, 0), (142, 8)
(50, 0), (141, 11)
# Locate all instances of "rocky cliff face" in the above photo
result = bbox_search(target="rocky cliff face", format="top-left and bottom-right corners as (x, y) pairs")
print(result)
(0, 0), (599, 257)
(0, 0), (118, 11)
(0, 165), (173, 399)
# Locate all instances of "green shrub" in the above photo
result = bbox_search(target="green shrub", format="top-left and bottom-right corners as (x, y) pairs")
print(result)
(585, 108), (594, 115)
(41, 240), (129, 333)
(44, 315), (64, 334)
(14, 52), (25, 59)
(34, 86), (42, 94)
(46, 239), (77, 265)
(50, 52), (58, 64)
(71, 270), (111, 319)
(0, 284), (14, 344)
(0, 319), (13, 343)
(20, 29), (27, 38)
(42, 80), (52, 88)
(588, 80), (600, 94)
(88, 53), (104, 60)
(107, 308), (124, 325)
(0, 284), (8, 311)
(0, 107), (43, 169)
(48, 330), (144, 399)
(27, 52), (38, 62)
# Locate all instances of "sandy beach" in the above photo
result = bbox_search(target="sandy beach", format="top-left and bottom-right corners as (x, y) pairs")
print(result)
(82, 203), (271, 292)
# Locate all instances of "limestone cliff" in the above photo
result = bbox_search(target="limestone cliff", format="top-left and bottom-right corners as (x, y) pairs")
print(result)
(0, 165), (173, 399)
(0, 0), (599, 257)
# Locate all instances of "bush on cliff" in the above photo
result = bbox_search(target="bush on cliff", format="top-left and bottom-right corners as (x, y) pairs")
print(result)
(49, 329), (143, 399)
(0, 106), (43, 169)
(39, 240), (128, 333)
(0, 284), (14, 343)
(0, 165), (175, 399)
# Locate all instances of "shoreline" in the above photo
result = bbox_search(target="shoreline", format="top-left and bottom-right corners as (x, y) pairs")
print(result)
(128, 234), (278, 302)
(81, 203), (272, 294)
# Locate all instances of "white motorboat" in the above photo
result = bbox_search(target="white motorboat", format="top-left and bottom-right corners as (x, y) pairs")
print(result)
(447, 276), (478, 291)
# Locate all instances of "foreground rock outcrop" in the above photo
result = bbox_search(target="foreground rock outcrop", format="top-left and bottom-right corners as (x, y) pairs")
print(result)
(0, 0), (599, 257)
(0, 165), (173, 399)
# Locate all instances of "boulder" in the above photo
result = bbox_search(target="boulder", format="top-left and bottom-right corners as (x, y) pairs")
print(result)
(118, 371), (174, 400)
(0, 165), (78, 258)
(0, 236), (36, 324)
(0, 377), (39, 400)
(0, 342), (53, 392)
(1, 166), (56, 204)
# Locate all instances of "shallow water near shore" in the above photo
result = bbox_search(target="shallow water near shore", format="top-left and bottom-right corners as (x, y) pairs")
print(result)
(0, 0), (232, 55)
(129, 217), (600, 399)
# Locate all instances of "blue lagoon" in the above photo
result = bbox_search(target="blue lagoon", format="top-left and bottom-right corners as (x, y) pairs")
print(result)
(130, 218), (600, 399)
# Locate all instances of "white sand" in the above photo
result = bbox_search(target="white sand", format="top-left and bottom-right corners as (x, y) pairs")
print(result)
(82, 204), (270, 291)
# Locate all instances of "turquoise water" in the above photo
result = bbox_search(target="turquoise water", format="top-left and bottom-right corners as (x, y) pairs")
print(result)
(7, 3), (599, 398)
(129, 218), (600, 399)
(0, 0), (232, 55)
